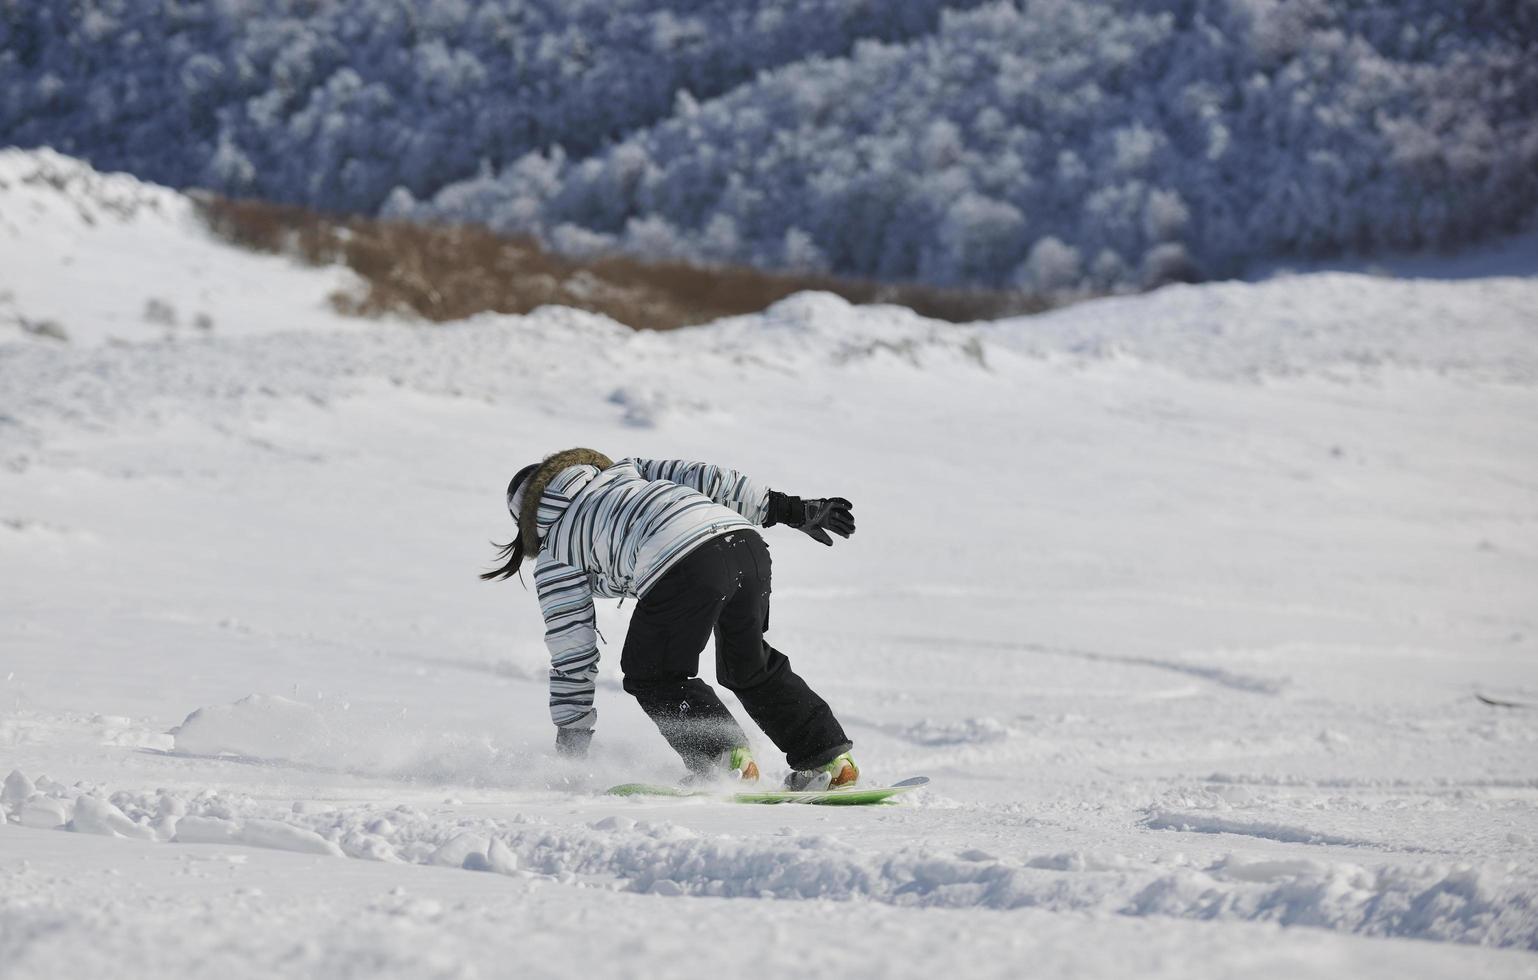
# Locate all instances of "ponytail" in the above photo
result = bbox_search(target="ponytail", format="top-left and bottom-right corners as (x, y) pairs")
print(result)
(479, 536), (526, 582)
(481, 462), (539, 582)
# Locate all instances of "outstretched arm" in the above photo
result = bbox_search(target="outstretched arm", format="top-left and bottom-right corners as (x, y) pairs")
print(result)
(631, 457), (856, 546)
(630, 458), (771, 524)
(534, 554), (598, 755)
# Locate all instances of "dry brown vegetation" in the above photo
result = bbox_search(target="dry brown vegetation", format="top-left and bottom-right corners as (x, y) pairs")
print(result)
(193, 195), (1049, 330)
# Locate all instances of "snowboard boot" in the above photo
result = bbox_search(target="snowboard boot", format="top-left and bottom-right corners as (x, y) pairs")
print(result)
(728, 746), (761, 783)
(684, 746), (759, 786)
(783, 752), (859, 791)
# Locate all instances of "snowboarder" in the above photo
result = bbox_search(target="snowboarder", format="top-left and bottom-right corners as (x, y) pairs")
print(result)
(482, 448), (859, 790)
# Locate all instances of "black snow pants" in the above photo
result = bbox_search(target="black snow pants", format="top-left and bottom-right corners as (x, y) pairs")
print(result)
(621, 530), (851, 774)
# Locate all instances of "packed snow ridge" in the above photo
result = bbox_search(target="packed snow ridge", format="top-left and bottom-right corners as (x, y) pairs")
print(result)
(4, 764), (1535, 950)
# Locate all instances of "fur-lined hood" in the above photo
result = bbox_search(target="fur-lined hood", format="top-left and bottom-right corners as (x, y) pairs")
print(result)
(517, 448), (614, 557)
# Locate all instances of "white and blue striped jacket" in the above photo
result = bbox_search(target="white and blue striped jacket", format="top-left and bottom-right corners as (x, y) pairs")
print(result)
(529, 458), (771, 731)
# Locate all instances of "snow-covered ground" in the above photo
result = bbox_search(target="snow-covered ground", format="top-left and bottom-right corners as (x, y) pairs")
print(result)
(2, 151), (1537, 978)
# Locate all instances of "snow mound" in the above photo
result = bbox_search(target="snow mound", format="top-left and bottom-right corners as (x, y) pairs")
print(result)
(173, 694), (332, 760)
(0, 146), (181, 226)
(7, 767), (1536, 950)
(992, 274), (1538, 383)
(0, 148), (363, 348)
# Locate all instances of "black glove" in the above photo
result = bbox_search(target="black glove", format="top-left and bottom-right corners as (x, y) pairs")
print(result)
(766, 491), (855, 546)
(555, 727), (592, 758)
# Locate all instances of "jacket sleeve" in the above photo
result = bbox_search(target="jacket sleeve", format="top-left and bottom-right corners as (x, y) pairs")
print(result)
(534, 553), (599, 731)
(630, 458), (771, 524)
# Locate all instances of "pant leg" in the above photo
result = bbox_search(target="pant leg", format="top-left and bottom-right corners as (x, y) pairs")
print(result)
(714, 532), (852, 770)
(621, 538), (750, 773)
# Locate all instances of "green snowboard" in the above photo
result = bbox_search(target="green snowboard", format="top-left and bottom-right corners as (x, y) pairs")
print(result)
(605, 775), (928, 805)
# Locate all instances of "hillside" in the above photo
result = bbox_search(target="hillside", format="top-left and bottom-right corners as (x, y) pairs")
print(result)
(4, 0), (1535, 291)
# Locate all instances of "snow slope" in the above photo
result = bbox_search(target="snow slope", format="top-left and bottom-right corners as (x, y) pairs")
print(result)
(0, 148), (366, 347)
(2, 154), (1537, 978)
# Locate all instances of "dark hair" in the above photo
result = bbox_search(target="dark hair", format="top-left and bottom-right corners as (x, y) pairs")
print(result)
(479, 536), (525, 582)
(480, 463), (539, 582)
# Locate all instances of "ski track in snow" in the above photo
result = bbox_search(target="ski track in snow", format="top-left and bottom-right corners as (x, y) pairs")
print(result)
(3, 153), (1538, 977)
(1140, 809), (1411, 850)
(865, 633), (1291, 695)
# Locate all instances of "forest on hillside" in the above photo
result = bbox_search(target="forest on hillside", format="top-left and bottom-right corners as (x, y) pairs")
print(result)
(4, 0), (1535, 290)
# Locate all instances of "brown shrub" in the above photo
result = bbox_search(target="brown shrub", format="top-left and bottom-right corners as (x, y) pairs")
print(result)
(192, 195), (1051, 330)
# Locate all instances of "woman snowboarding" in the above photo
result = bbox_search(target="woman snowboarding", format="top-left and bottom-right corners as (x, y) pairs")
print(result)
(482, 448), (859, 789)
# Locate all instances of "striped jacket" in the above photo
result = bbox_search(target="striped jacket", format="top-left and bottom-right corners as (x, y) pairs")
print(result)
(530, 458), (771, 731)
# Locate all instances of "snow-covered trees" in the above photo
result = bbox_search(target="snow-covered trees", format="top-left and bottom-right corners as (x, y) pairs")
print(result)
(0, 0), (984, 212)
(3, 0), (1535, 290)
(398, 0), (1538, 288)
